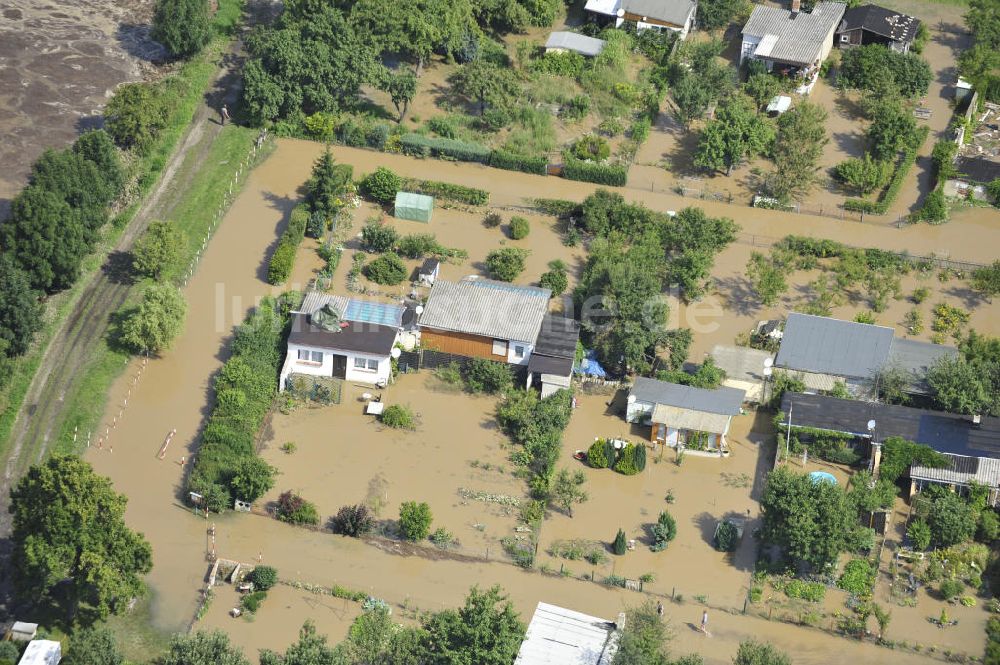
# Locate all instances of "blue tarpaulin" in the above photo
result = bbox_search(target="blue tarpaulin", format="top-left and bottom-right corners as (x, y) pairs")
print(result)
(575, 349), (607, 378)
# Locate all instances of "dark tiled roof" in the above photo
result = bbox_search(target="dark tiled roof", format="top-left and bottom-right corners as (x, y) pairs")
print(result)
(839, 5), (920, 42)
(631, 377), (745, 415)
(779, 392), (1000, 459)
(419, 258), (440, 275)
(288, 313), (397, 356)
(528, 354), (575, 376)
(956, 156), (1000, 185)
(534, 316), (580, 359)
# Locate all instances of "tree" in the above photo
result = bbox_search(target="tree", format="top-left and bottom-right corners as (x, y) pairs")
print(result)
(132, 221), (187, 279)
(834, 155), (890, 195)
(229, 456), (276, 502)
(927, 355), (994, 416)
(907, 519), (931, 550)
(485, 247), (529, 281)
(381, 69), (418, 122)
(364, 252), (408, 285)
(919, 190), (949, 223)
(733, 640), (792, 665)
(539, 260), (568, 296)
(650, 511), (677, 551)
(248, 565), (278, 591)
(746, 251), (789, 306)
(157, 631), (250, 665)
(359, 167), (402, 204)
(104, 83), (168, 152)
(261, 621), (343, 665)
(694, 96), (774, 175)
(0, 254), (43, 357)
(550, 468), (588, 516)
(928, 492), (978, 547)
(399, 501), (433, 541)
(305, 150), (353, 217)
(448, 59), (520, 115)
(867, 100), (918, 161)
(361, 222), (400, 253)
(744, 73), (781, 111)
(611, 601), (671, 665)
(336, 609), (426, 664)
(420, 585), (525, 665)
(613, 528), (628, 555)
(9, 455), (152, 621)
(152, 0), (214, 58)
(768, 101), (829, 200)
(73, 130), (125, 195)
(839, 44), (932, 98)
(671, 74), (714, 128)
(972, 261), (1000, 300)
(116, 283), (187, 354)
(332, 504), (375, 536)
(697, 0), (749, 31)
(64, 628), (125, 665)
(1, 185), (90, 293)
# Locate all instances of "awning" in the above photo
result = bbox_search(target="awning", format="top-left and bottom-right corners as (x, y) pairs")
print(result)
(650, 404), (731, 434)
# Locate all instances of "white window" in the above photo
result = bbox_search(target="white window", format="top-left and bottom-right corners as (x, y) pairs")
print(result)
(368, 359), (379, 370)
(298, 349), (322, 364)
(354, 357), (367, 369)
(492, 339), (508, 356)
(513, 345), (526, 359)
(298, 349), (310, 361)
(840, 34), (849, 43)
(311, 351), (323, 363)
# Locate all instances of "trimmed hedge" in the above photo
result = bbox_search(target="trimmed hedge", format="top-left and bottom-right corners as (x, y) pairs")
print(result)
(400, 133), (490, 163)
(488, 150), (547, 175)
(188, 296), (291, 508)
(267, 204), (308, 284)
(562, 158), (628, 187)
(404, 178), (488, 206)
(843, 126), (929, 215)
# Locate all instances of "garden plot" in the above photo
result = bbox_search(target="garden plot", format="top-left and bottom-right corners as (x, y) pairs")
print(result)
(258, 374), (530, 558)
(534, 390), (768, 609)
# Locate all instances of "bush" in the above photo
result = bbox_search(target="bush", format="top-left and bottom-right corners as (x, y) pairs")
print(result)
(612, 528), (628, 555)
(650, 511), (677, 552)
(837, 559), (876, 597)
(332, 504), (374, 537)
(0, 642), (18, 665)
(364, 253), (408, 285)
(570, 135), (610, 162)
(241, 590), (268, 613)
(380, 404), (416, 429)
(405, 179), (488, 206)
(399, 501), (433, 541)
(587, 439), (608, 468)
(483, 211), (502, 228)
(276, 490), (320, 525)
(485, 247), (529, 281)
(267, 205), (309, 284)
(562, 158), (627, 186)
(539, 261), (568, 296)
(715, 520), (738, 552)
(980, 510), (1000, 543)
(399, 133), (491, 163)
(939, 578), (964, 600)
(919, 190), (948, 223)
(248, 565), (278, 591)
(359, 167), (402, 204)
(634, 443), (647, 472)
(614, 443), (639, 475)
(509, 216), (530, 240)
(361, 222), (399, 253)
(489, 150), (547, 175)
(464, 359), (514, 394)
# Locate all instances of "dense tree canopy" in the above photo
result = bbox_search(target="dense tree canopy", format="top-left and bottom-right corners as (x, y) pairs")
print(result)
(9, 455), (152, 622)
(104, 83), (169, 152)
(157, 631), (250, 665)
(421, 585), (525, 664)
(839, 44), (933, 98)
(766, 101), (828, 201)
(132, 221), (187, 280)
(448, 58), (521, 115)
(115, 283), (187, 354)
(694, 95), (774, 175)
(960, 0), (1000, 101)
(0, 254), (43, 357)
(697, 0), (750, 32)
(152, 0), (214, 58)
(63, 628), (125, 665)
(928, 331), (1000, 416)
(612, 601), (672, 665)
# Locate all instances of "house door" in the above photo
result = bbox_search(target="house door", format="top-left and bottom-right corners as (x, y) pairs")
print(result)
(330, 354), (347, 379)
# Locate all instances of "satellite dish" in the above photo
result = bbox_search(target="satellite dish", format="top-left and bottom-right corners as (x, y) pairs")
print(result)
(391, 347), (402, 359)
(415, 305), (424, 315)
(616, 7), (625, 16)
(763, 367), (773, 377)
(763, 357), (774, 368)
(867, 419), (877, 432)
(627, 394), (636, 404)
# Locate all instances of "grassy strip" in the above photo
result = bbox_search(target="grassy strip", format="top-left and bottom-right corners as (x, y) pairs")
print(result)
(0, 0), (244, 459)
(54, 127), (272, 450)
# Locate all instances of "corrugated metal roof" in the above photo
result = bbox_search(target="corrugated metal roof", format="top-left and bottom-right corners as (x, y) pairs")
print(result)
(623, 0), (696, 27)
(515, 602), (618, 665)
(911, 454), (1000, 488)
(743, 2), (846, 66)
(545, 32), (607, 56)
(630, 377), (745, 415)
(775, 313), (893, 379)
(651, 404), (732, 434)
(418, 277), (551, 342)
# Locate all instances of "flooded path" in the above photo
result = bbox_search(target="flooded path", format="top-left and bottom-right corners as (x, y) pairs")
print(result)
(86, 139), (986, 662)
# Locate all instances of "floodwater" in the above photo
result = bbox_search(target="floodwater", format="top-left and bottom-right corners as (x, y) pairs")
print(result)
(86, 138), (993, 663)
(0, 0), (163, 215)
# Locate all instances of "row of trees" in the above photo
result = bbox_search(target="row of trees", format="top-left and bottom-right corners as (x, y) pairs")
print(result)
(959, 0), (1000, 102)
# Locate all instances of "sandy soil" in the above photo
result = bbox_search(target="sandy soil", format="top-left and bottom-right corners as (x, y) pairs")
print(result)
(0, 0), (163, 216)
(81, 139), (995, 663)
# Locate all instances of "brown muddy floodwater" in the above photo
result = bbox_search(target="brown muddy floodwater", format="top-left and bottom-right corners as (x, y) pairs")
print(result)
(0, 0), (163, 215)
(87, 139), (991, 663)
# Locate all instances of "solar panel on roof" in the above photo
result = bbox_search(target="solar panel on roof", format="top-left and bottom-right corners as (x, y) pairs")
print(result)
(344, 300), (403, 327)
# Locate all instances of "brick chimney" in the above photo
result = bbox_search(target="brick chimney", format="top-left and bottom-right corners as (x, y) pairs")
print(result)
(791, 0), (801, 11)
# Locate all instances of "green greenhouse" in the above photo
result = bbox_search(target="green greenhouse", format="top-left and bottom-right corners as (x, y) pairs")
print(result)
(394, 191), (434, 223)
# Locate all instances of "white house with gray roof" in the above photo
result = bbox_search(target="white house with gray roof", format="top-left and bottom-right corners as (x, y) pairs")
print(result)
(418, 277), (551, 365)
(741, 1), (846, 93)
(585, 0), (697, 38)
(774, 312), (958, 395)
(627, 377), (745, 453)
